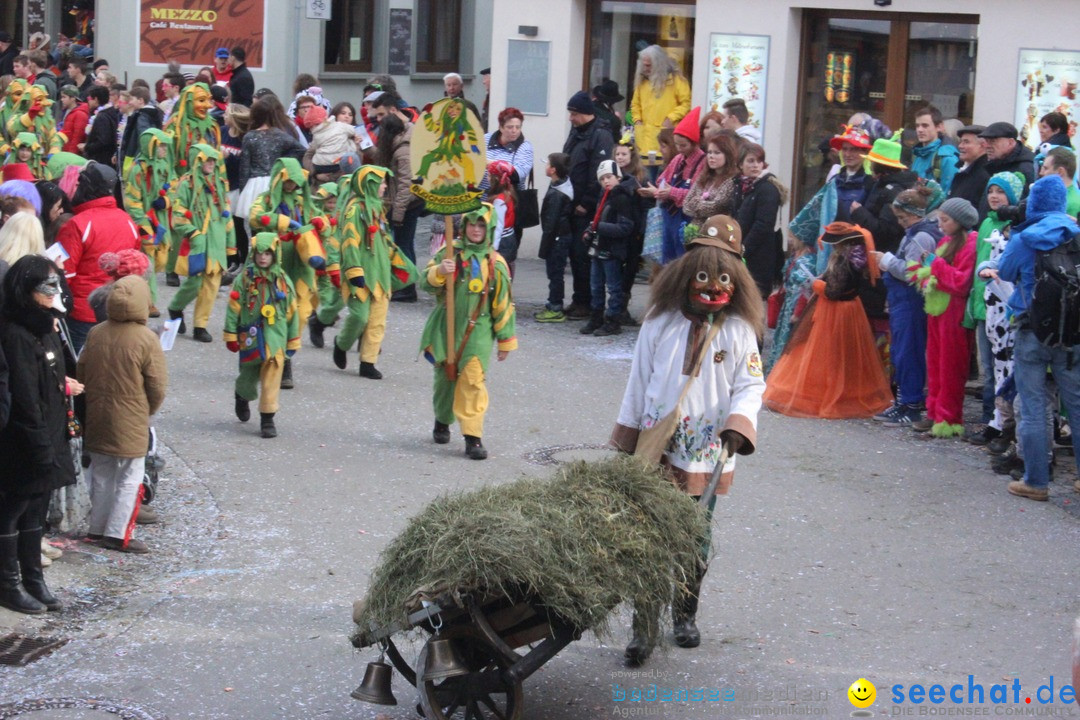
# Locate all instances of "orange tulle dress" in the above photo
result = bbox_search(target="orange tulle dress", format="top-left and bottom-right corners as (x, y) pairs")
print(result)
(763, 274), (893, 419)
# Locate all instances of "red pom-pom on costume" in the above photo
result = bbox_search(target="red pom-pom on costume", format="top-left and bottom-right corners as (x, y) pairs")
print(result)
(368, 224), (379, 236)
(229, 290), (240, 300)
(260, 215), (270, 226)
(158, 189), (166, 197)
(311, 217), (324, 231)
(184, 210), (193, 219)
(179, 159), (188, 167)
(329, 217), (337, 227)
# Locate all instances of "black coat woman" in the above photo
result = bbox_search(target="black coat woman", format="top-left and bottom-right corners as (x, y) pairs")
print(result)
(0, 255), (77, 613)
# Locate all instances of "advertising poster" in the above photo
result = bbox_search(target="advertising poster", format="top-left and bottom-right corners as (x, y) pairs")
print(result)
(139, 0), (265, 68)
(1015, 48), (1080, 150)
(708, 33), (769, 136)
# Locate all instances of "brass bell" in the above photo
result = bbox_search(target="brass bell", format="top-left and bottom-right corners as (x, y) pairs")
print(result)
(421, 637), (470, 681)
(351, 659), (397, 705)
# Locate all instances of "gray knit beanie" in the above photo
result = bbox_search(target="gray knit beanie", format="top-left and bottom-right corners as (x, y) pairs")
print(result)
(938, 197), (979, 230)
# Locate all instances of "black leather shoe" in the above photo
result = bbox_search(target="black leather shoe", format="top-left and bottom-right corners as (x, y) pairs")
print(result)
(308, 314), (326, 348)
(359, 362), (382, 379)
(192, 327), (212, 343)
(433, 421), (451, 444)
(279, 358), (294, 389)
(333, 341), (347, 370)
(168, 309), (186, 334)
(235, 393), (250, 422)
(464, 435), (488, 460)
(260, 413), (277, 439)
(165, 272), (180, 287)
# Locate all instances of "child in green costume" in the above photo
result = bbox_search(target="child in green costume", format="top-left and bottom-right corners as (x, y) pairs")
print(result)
(420, 202), (517, 459)
(249, 158), (331, 388)
(308, 181), (343, 348)
(5, 85), (62, 155)
(167, 143), (236, 343)
(223, 232), (301, 439)
(331, 165), (418, 379)
(124, 128), (177, 310)
(6, 132), (45, 178)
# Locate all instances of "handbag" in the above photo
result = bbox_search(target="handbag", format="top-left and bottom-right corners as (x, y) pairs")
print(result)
(767, 288), (784, 329)
(515, 168), (540, 229)
(633, 319), (724, 465)
(641, 206), (665, 264)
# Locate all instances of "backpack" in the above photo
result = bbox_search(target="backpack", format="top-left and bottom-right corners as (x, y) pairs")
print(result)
(1030, 232), (1080, 347)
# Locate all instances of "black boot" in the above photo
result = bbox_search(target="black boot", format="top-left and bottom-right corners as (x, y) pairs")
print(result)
(593, 316), (622, 337)
(280, 359), (294, 389)
(166, 272), (180, 287)
(308, 314), (327, 348)
(0, 532), (46, 614)
(169, 308), (186, 334)
(192, 327), (212, 343)
(260, 413), (277, 438)
(235, 393), (250, 422)
(433, 421), (451, 444)
(624, 610), (658, 667)
(332, 339), (347, 369)
(464, 435), (488, 460)
(579, 309), (604, 335)
(18, 528), (61, 612)
(359, 361), (383, 380)
(672, 565), (705, 648)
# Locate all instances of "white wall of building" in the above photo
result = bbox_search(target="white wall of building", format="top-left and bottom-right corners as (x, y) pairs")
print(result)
(491, 0), (1080, 202)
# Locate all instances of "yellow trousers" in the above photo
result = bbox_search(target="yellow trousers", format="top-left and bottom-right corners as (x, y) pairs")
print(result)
(168, 265), (222, 329)
(433, 356), (488, 438)
(236, 355), (285, 414)
(295, 277), (316, 325)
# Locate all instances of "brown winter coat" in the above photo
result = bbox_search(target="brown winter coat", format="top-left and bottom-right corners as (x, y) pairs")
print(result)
(77, 276), (167, 458)
(386, 123), (424, 224)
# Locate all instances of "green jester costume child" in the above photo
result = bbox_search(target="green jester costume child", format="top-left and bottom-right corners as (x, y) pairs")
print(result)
(420, 203), (517, 460)
(167, 143), (236, 342)
(124, 128), (177, 308)
(331, 165), (418, 379)
(308, 181), (343, 348)
(223, 232), (301, 439)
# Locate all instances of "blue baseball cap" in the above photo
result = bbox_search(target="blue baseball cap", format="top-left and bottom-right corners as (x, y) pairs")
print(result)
(215, 47), (230, 59)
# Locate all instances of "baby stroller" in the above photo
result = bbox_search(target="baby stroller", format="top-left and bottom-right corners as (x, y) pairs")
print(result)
(143, 427), (164, 504)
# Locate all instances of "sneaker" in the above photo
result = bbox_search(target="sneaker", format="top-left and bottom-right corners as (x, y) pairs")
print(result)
(873, 403), (902, 423)
(882, 405), (921, 427)
(910, 417), (934, 433)
(967, 425), (1001, 446)
(534, 308), (566, 323)
(1007, 480), (1048, 501)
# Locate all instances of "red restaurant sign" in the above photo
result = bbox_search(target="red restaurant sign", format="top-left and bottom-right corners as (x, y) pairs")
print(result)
(139, 0), (265, 68)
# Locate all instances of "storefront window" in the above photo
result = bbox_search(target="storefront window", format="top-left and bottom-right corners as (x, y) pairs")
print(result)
(416, 0), (461, 73)
(324, 0), (375, 73)
(793, 11), (977, 207)
(586, 1), (695, 121)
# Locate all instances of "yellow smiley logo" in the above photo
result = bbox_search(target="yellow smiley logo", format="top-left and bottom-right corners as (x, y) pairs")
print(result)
(848, 678), (876, 709)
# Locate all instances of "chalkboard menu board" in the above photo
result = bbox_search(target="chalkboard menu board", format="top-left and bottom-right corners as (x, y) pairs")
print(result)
(25, 0), (46, 35)
(389, 9), (412, 75)
(506, 40), (550, 115)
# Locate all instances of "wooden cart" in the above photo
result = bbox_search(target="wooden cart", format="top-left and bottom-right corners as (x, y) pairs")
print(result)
(352, 590), (583, 720)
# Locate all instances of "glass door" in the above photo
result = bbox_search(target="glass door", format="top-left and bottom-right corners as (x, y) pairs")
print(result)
(902, 21), (978, 134)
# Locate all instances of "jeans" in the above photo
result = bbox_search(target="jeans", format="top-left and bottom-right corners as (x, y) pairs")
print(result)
(1013, 329), (1080, 488)
(568, 215), (592, 307)
(544, 234), (572, 309)
(661, 209), (687, 264)
(975, 321), (995, 423)
(590, 256), (624, 317)
(392, 204), (423, 267)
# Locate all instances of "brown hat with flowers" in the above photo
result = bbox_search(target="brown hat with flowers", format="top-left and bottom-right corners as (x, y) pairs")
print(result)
(688, 215), (742, 257)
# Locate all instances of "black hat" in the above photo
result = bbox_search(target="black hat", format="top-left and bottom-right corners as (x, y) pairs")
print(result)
(479, 67), (490, 76)
(0, 31), (12, 44)
(979, 122), (1018, 140)
(592, 79), (624, 104)
(956, 124), (985, 137)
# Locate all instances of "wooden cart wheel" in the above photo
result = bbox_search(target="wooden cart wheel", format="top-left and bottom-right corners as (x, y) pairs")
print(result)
(417, 625), (524, 720)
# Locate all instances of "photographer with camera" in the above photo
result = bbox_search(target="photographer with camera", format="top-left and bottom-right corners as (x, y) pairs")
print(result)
(580, 160), (639, 337)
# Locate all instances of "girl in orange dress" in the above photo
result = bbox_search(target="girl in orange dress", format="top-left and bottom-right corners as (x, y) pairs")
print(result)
(763, 222), (893, 419)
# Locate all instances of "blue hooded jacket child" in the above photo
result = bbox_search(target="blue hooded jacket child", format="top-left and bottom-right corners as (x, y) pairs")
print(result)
(997, 175), (1080, 317)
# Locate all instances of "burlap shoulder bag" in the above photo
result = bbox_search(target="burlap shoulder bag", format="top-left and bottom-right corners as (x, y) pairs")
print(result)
(633, 318), (723, 465)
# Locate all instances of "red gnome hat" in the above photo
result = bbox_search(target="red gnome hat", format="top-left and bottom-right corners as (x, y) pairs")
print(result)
(673, 106), (701, 144)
